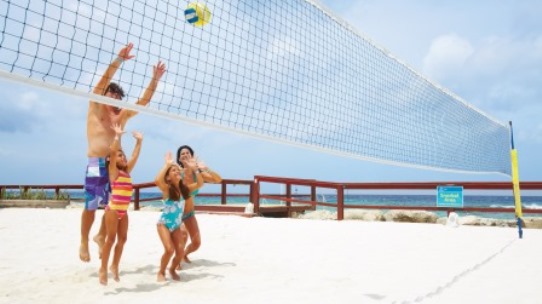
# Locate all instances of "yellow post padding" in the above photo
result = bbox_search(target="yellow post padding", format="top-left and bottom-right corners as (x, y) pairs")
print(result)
(510, 149), (522, 218)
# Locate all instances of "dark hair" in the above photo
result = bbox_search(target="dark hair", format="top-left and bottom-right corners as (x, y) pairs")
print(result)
(105, 82), (125, 99)
(176, 145), (194, 167)
(115, 150), (127, 171)
(165, 165), (190, 201)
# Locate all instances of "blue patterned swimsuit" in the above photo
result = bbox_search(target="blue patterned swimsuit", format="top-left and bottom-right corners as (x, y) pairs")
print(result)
(157, 198), (185, 231)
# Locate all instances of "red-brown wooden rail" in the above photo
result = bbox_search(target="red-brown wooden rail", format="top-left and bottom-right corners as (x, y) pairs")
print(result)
(253, 176), (542, 220)
(3, 178), (542, 219)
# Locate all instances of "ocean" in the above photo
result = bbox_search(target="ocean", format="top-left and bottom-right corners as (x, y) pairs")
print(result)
(63, 190), (542, 220)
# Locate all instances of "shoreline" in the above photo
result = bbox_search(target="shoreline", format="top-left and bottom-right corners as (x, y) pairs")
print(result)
(64, 202), (542, 229)
(297, 209), (542, 228)
(3, 201), (541, 228)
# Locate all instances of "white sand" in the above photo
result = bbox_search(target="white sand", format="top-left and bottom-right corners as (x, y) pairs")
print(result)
(0, 208), (541, 304)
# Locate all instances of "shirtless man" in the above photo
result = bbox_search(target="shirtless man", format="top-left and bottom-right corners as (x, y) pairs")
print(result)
(80, 42), (166, 262)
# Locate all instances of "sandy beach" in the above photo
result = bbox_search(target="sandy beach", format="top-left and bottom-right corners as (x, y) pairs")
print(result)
(1, 207), (541, 304)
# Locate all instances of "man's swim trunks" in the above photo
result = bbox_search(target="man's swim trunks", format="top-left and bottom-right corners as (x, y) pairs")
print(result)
(84, 157), (110, 210)
(158, 198), (185, 231)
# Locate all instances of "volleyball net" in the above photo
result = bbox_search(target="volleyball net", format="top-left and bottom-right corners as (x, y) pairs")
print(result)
(0, 0), (511, 175)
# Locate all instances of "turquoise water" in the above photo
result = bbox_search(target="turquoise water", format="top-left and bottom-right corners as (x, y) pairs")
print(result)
(63, 190), (542, 220)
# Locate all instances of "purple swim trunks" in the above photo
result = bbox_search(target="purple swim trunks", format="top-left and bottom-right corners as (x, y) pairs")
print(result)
(84, 157), (110, 210)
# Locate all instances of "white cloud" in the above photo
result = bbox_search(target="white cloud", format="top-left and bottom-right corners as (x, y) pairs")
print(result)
(19, 91), (40, 110)
(422, 34), (474, 80)
(420, 32), (542, 113)
(471, 36), (512, 72)
(268, 36), (302, 59)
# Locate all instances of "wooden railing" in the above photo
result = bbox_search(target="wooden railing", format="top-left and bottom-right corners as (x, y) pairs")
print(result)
(129, 179), (254, 210)
(1, 178), (254, 210)
(253, 176), (542, 220)
(3, 177), (542, 220)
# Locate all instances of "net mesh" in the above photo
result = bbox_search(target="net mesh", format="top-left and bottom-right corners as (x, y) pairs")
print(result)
(0, 0), (511, 174)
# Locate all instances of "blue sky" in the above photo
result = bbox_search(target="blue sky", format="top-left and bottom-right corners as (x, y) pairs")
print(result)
(0, 0), (541, 191)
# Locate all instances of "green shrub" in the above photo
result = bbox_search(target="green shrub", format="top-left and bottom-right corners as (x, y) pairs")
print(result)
(0, 187), (70, 200)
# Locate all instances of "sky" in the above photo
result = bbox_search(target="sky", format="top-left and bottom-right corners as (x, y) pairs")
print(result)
(1, 0), (541, 193)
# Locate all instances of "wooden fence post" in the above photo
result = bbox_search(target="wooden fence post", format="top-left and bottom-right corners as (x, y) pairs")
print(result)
(134, 186), (140, 211)
(221, 181), (227, 205)
(337, 185), (344, 221)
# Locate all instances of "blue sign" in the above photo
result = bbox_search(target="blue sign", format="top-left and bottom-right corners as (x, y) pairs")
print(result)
(436, 185), (463, 208)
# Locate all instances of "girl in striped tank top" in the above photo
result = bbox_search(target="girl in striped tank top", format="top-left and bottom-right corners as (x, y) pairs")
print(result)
(99, 124), (143, 286)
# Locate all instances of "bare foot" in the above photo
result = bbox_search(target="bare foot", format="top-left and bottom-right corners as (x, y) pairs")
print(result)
(79, 242), (90, 262)
(99, 268), (108, 286)
(169, 268), (181, 281)
(176, 255), (191, 270)
(157, 272), (166, 283)
(110, 265), (120, 282)
(93, 235), (105, 259)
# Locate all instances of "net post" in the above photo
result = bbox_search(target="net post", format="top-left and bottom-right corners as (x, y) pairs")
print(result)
(509, 121), (523, 239)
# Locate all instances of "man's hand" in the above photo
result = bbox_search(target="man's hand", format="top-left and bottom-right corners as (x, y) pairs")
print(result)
(118, 43), (136, 61)
(153, 61), (166, 80)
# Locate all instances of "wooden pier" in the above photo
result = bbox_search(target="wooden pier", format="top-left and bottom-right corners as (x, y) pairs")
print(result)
(195, 203), (316, 218)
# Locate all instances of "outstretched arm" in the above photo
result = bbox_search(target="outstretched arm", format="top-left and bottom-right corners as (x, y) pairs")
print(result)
(93, 43), (135, 96)
(183, 158), (204, 193)
(196, 159), (222, 184)
(126, 131), (143, 173)
(124, 61), (167, 120)
(155, 152), (175, 197)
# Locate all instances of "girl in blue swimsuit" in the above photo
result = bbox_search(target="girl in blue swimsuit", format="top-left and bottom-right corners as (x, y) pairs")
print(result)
(155, 152), (203, 282)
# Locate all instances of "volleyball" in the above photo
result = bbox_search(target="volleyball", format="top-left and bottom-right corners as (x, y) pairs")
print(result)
(184, 2), (211, 27)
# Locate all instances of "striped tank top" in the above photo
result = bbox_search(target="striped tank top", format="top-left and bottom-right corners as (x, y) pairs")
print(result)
(107, 171), (133, 217)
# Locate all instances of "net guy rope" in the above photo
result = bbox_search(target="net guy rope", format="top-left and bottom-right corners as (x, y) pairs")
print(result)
(0, 0), (511, 175)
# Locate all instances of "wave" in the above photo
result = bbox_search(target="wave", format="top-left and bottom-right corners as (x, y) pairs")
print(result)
(489, 203), (542, 209)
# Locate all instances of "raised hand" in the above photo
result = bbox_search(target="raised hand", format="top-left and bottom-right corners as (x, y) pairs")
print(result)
(132, 131), (143, 141)
(153, 60), (166, 80)
(195, 157), (208, 170)
(111, 123), (126, 136)
(165, 151), (173, 164)
(118, 43), (135, 61)
(183, 156), (198, 171)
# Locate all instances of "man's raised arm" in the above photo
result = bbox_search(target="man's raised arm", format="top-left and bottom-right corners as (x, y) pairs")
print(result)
(136, 61), (166, 107)
(122, 60), (166, 120)
(93, 43), (135, 95)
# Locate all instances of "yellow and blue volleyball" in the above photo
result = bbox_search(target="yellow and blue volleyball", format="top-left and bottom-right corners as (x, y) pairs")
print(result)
(184, 2), (211, 27)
